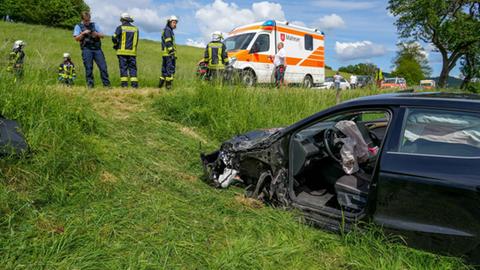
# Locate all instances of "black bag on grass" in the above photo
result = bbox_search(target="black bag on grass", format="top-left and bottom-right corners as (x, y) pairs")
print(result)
(0, 116), (28, 156)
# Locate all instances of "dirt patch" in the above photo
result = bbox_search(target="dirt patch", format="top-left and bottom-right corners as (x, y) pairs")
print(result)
(100, 171), (118, 184)
(36, 216), (64, 234)
(179, 126), (208, 144)
(235, 195), (264, 209)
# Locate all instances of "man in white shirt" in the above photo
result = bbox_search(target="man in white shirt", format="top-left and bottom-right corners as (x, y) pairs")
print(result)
(271, 42), (286, 88)
(350, 74), (358, 89)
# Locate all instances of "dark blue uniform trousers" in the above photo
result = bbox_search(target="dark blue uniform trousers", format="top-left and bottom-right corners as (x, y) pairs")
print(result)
(119, 55), (138, 88)
(82, 48), (110, 87)
(161, 55), (176, 81)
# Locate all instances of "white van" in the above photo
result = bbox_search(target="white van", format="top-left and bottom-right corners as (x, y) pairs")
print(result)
(224, 20), (325, 87)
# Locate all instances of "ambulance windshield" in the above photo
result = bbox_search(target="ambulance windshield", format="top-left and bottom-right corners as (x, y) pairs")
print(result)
(225, 33), (256, 51)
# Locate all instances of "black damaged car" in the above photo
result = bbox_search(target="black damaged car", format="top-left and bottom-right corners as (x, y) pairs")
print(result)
(201, 92), (480, 262)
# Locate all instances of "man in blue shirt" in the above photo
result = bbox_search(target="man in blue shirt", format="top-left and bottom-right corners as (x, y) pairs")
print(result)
(73, 11), (110, 88)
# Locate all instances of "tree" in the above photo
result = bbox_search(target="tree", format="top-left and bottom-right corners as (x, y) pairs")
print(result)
(0, 0), (89, 29)
(388, 0), (480, 88)
(391, 42), (431, 85)
(460, 43), (480, 92)
(338, 63), (378, 76)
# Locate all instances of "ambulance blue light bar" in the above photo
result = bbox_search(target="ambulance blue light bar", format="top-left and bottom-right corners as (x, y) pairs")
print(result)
(262, 20), (276, 26)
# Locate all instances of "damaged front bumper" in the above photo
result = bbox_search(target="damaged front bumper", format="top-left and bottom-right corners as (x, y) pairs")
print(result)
(201, 128), (290, 203)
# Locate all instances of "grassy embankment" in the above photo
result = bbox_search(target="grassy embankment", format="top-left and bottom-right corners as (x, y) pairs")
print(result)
(0, 21), (471, 269)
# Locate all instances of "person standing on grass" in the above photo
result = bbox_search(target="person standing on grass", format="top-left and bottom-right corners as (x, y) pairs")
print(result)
(58, 53), (76, 86)
(375, 68), (384, 88)
(204, 31), (229, 82)
(334, 72), (343, 104)
(112, 13), (139, 88)
(73, 11), (110, 88)
(159, 15), (178, 90)
(350, 74), (357, 89)
(7, 40), (26, 82)
(270, 42), (287, 88)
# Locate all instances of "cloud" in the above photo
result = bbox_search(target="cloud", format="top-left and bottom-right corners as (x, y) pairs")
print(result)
(251, 2), (285, 21)
(335, 41), (386, 60)
(186, 38), (206, 48)
(313, 0), (378, 10)
(194, 0), (285, 40)
(84, 0), (201, 35)
(315, 14), (345, 31)
(290, 21), (307, 27)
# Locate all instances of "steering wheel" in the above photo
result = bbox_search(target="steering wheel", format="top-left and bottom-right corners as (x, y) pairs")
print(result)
(323, 126), (344, 163)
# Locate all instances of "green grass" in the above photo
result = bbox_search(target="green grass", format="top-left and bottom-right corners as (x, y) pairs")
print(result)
(0, 21), (472, 269)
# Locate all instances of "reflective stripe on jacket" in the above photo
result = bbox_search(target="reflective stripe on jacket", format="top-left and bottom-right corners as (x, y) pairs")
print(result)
(58, 62), (76, 79)
(7, 50), (24, 71)
(204, 41), (228, 69)
(113, 22), (139, 56)
(162, 25), (176, 56)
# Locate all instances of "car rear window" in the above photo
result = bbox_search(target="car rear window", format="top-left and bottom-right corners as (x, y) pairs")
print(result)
(399, 109), (480, 157)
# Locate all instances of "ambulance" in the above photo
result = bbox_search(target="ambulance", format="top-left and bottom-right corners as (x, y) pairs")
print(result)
(224, 20), (325, 87)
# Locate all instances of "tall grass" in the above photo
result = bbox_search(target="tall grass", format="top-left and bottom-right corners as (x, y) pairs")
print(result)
(0, 21), (472, 269)
(154, 84), (382, 141)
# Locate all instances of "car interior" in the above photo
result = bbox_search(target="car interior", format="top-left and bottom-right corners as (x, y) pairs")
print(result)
(289, 110), (390, 214)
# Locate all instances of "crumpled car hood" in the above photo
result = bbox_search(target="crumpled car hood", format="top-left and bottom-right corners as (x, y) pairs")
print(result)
(221, 128), (283, 151)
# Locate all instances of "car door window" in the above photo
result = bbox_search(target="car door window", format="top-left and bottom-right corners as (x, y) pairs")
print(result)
(398, 109), (480, 157)
(250, 34), (270, 53)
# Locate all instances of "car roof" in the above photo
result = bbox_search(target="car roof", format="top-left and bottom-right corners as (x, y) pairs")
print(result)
(341, 92), (480, 112)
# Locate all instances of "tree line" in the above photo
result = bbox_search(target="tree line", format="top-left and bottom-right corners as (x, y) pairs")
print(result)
(389, 0), (479, 90)
(340, 1), (479, 91)
(0, 0), (89, 29)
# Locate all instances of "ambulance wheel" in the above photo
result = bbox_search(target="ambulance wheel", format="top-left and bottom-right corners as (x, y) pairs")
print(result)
(302, 75), (314, 88)
(242, 69), (256, 87)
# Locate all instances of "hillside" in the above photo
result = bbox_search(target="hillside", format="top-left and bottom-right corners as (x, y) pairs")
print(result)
(0, 22), (469, 269)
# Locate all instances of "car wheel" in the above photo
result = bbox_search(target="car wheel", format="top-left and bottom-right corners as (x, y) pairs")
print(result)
(242, 69), (256, 87)
(302, 75), (314, 88)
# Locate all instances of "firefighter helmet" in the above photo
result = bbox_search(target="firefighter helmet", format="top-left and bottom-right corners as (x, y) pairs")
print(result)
(167, 15), (178, 23)
(63, 53), (71, 59)
(13, 40), (25, 50)
(121, 13), (134, 22)
(211, 31), (223, 42)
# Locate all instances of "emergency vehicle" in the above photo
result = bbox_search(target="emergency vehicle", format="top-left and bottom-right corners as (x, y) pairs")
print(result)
(224, 20), (325, 87)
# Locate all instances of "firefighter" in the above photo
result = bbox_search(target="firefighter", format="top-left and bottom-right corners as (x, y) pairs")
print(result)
(204, 31), (229, 81)
(159, 15), (178, 89)
(7, 40), (26, 81)
(112, 13), (139, 88)
(58, 53), (76, 86)
(375, 68), (384, 88)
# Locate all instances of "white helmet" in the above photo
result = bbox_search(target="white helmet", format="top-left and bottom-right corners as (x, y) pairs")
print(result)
(211, 31), (223, 42)
(63, 53), (71, 59)
(167, 15), (178, 23)
(121, 13), (134, 22)
(13, 40), (25, 50)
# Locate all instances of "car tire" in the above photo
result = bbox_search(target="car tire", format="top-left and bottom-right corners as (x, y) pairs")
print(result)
(302, 75), (314, 88)
(242, 69), (256, 87)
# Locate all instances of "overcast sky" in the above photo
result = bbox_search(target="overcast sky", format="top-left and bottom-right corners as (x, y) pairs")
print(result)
(84, 0), (457, 77)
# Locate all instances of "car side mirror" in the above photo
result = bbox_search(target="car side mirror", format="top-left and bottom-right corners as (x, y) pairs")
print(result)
(249, 46), (259, 54)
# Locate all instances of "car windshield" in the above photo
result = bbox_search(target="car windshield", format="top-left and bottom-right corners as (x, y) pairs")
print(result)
(325, 77), (333, 82)
(384, 78), (396, 84)
(225, 33), (256, 51)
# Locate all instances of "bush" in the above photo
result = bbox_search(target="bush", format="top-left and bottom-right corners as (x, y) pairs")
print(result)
(0, 0), (89, 29)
